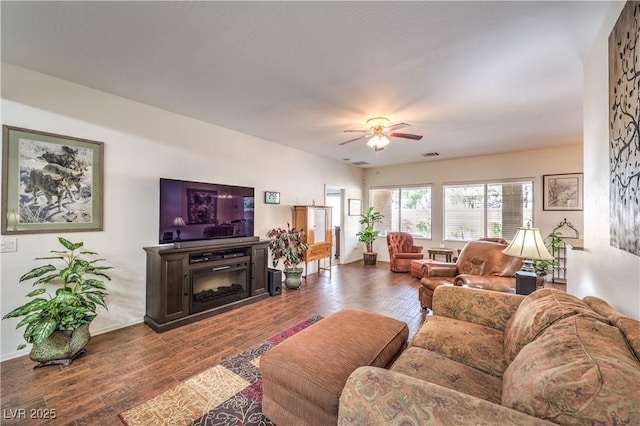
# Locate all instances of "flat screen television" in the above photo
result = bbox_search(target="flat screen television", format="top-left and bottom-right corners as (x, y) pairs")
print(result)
(159, 178), (255, 245)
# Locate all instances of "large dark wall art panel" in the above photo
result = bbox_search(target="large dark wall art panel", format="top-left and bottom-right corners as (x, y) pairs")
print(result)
(609, 1), (640, 257)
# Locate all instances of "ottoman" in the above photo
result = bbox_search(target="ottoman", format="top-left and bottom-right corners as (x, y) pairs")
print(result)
(419, 278), (454, 310)
(260, 309), (409, 426)
(410, 258), (434, 278)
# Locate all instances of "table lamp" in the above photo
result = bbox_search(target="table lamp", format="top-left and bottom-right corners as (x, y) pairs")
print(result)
(173, 216), (186, 240)
(502, 226), (553, 295)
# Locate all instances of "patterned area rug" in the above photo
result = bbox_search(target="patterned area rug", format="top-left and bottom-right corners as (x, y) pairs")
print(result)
(119, 316), (323, 426)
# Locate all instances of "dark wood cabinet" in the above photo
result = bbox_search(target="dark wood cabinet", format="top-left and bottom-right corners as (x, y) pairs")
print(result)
(158, 253), (189, 322)
(144, 239), (269, 332)
(251, 243), (269, 296)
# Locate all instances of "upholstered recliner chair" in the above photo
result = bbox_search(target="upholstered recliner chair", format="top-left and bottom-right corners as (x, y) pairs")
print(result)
(419, 240), (522, 310)
(387, 232), (424, 272)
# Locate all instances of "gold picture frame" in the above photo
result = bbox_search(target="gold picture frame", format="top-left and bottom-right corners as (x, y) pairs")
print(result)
(2, 126), (104, 234)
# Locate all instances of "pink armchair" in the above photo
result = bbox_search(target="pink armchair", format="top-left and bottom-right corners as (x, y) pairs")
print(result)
(386, 232), (424, 272)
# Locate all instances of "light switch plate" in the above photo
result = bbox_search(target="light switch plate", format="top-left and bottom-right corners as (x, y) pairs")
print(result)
(1, 238), (17, 253)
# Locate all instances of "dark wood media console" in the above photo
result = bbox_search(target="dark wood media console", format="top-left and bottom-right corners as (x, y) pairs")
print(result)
(143, 239), (269, 332)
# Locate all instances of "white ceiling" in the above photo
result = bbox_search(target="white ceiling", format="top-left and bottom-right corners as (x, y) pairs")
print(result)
(1, 1), (611, 167)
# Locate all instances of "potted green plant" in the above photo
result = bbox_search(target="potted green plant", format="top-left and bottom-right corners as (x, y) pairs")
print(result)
(2, 237), (111, 367)
(266, 224), (309, 289)
(356, 206), (384, 265)
(532, 231), (563, 283)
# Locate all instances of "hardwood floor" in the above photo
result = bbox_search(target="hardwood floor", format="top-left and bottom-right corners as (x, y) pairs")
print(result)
(0, 261), (427, 425)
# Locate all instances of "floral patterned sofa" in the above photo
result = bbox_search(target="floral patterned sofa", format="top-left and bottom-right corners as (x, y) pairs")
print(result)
(338, 286), (640, 425)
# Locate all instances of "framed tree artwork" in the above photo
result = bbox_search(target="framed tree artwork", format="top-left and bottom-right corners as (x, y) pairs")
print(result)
(1, 126), (104, 234)
(609, 1), (640, 256)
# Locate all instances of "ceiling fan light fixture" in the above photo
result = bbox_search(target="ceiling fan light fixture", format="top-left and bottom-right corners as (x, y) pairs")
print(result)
(367, 135), (390, 149)
(339, 116), (421, 149)
(366, 117), (390, 130)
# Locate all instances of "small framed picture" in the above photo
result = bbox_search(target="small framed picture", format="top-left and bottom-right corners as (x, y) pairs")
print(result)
(264, 191), (280, 204)
(543, 173), (583, 211)
(348, 198), (362, 216)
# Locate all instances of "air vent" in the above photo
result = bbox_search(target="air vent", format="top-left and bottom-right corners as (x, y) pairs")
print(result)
(422, 152), (440, 157)
(352, 161), (370, 166)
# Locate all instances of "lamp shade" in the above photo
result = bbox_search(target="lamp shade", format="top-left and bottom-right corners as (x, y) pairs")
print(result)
(367, 135), (390, 149)
(502, 227), (553, 260)
(172, 216), (186, 227)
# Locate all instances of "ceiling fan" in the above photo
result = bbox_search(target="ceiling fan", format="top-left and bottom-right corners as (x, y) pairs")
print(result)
(339, 117), (423, 151)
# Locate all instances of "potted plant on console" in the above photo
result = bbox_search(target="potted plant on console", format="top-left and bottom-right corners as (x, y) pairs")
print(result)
(532, 230), (563, 286)
(266, 224), (309, 289)
(2, 237), (112, 368)
(357, 206), (384, 265)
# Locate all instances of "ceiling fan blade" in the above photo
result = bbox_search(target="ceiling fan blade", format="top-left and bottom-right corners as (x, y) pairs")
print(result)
(343, 129), (369, 133)
(389, 132), (423, 140)
(338, 135), (368, 146)
(387, 122), (411, 131)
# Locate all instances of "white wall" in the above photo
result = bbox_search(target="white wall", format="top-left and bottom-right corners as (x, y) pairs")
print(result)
(0, 64), (364, 360)
(363, 145), (584, 261)
(572, 1), (640, 319)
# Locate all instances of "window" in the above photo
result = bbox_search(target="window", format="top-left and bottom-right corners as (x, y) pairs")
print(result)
(369, 186), (432, 238)
(444, 180), (533, 241)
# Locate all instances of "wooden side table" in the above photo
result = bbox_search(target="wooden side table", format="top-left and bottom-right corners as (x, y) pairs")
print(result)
(427, 248), (455, 262)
